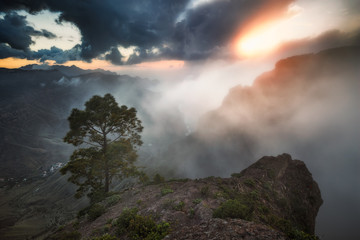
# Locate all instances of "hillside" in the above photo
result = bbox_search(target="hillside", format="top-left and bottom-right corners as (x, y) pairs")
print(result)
(47, 154), (322, 240)
(0, 66), (185, 179)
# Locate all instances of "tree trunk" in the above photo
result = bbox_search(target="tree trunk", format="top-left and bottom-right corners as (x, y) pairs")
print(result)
(103, 132), (109, 193)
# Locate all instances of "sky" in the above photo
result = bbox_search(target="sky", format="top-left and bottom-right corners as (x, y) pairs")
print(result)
(1, 0), (359, 121)
(0, 0), (359, 74)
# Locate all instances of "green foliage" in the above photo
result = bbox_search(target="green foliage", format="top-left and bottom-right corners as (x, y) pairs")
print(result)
(117, 208), (139, 234)
(104, 194), (122, 207)
(289, 229), (320, 240)
(116, 207), (170, 240)
(162, 199), (175, 209)
(161, 187), (174, 196)
(61, 93), (143, 199)
(91, 234), (117, 240)
(127, 215), (170, 240)
(192, 198), (202, 204)
(231, 172), (243, 178)
(153, 174), (165, 183)
(88, 203), (106, 221)
(249, 190), (260, 201)
(244, 178), (256, 188)
(72, 220), (80, 229)
(266, 215), (319, 240)
(189, 208), (195, 218)
(213, 199), (253, 220)
(200, 186), (210, 197)
(51, 231), (81, 240)
(174, 201), (185, 211)
(106, 218), (114, 225)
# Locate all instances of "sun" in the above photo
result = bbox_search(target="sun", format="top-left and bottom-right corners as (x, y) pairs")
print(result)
(236, 26), (281, 58)
(238, 35), (267, 57)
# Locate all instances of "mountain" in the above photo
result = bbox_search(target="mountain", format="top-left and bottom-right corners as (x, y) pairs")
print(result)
(162, 46), (360, 179)
(166, 46), (359, 239)
(47, 154), (322, 240)
(0, 67), (186, 179)
(0, 66), (187, 240)
(19, 64), (116, 77)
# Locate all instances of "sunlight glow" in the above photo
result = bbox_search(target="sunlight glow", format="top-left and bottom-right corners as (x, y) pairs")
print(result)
(236, 24), (282, 57)
(0, 58), (39, 68)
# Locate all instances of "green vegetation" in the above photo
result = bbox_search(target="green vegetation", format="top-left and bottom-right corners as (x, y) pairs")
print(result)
(213, 199), (252, 220)
(117, 208), (139, 234)
(104, 194), (122, 207)
(189, 208), (195, 218)
(192, 198), (202, 204)
(88, 203), (106, 221)
(61, 93), (144, 202)
(153, 174), (165, 183)
(91, 234), (117, 240)
(265, 215), (319, 240)
(116, 208), (170, 240)
(244, 178), (256, 188)
(231, 172), (243, 178)
(161, 187), (174, 196)
(50, 230), (81, 240)
(174, 201), (185, 211)
(200, 185), (210, 197)
(127, 215), (170, 240)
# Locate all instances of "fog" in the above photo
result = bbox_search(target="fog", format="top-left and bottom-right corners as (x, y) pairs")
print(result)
(121, 46), (359, 239)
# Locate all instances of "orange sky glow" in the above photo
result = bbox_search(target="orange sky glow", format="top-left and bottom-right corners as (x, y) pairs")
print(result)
(0, 58), (185, 72)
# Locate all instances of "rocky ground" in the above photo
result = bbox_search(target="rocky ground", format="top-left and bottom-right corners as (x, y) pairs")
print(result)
(48, 153), (322, 240)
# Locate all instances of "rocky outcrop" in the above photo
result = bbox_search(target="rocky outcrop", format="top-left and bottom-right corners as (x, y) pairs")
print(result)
(49, 153), (322, 240)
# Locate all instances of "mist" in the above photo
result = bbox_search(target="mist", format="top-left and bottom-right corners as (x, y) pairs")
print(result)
(141, 47), (358, 239)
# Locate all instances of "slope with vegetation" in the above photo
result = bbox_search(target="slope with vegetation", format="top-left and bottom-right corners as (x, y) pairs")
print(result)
(49, 153), (322, 240)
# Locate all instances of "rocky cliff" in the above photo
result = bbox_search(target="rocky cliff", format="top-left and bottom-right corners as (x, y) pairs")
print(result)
(49, 154), (322, 240)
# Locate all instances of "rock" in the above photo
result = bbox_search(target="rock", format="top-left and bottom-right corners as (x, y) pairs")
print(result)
(49, 153), (322, 240)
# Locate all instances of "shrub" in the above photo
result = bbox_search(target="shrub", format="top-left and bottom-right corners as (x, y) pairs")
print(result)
(266, 215), (319, 240)
(128, 215), (170, 240)
(77, 205), (92, 218)
(244, 179), (256, 188)
(213, 199), (252, 220)
(231, 172), (243, 178)
(52, 231), (81, 240)
(189, 208), (195, 218)
(192, 198), (202, 204)
(153, 174), (165, 183)
(91, 233), (117, 240)
(200, 186), (210, 197)
(105, 194), (122, 207)
(117, 208), (139, 234)
(161, 187), (173, 196)
(116, 208), (170, 240)
(174, 201), (185, 211)
(88, 204), (106, 221)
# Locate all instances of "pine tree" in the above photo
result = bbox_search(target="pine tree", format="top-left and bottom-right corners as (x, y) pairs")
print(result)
(61, 93), (143, 200)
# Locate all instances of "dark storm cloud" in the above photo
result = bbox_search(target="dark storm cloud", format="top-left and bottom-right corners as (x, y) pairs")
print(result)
(0, 43), (27, 58)
(0, 11), (57, 51)
(0, 0), (294, 64)
(105, 47), (124, 65)
(31, 45), (81, 64)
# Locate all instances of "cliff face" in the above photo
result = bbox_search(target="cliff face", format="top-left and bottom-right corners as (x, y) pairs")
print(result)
(49, 154), (322, 240)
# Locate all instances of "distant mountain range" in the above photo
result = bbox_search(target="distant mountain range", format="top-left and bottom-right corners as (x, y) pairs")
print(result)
(0, 65), (185, 179)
